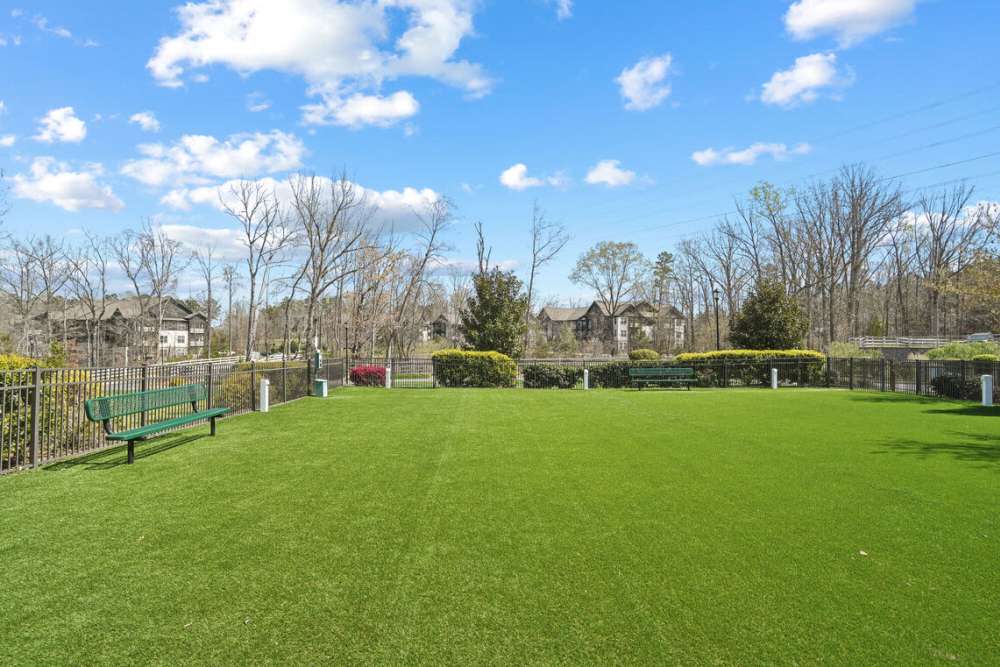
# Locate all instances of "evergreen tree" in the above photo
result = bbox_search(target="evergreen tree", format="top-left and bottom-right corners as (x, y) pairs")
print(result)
(460, 268), (529, 357)
(729, 279), (808, 349)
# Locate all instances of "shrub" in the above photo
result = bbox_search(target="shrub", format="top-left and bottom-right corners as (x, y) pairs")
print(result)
(929, 374), (998, 402)
(350, 365), (386, 387)
(588, 361), (633, 388)
(628, 348), (660, 361)
(971, 354), (999, 362)
(927, 341), (1000, 360)
(675, 349), (825, 363)
(522, 364), (582, 389)
(675, 349), (825, 387)
(432, 349), (516, 388)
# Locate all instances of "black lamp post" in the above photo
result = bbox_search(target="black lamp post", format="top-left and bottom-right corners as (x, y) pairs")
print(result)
(712, 287), (721, 350)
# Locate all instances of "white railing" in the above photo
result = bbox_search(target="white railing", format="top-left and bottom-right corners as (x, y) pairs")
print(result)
(850, 336), (966, 349)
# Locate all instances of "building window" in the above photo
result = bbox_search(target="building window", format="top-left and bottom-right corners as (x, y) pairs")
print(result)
(176, 335), (186, 344)
(159, 335), (168, 344)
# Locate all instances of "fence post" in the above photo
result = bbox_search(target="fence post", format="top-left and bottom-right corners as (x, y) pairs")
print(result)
(825, 356), (832, 387)
(849, 357), (854, 391)
(282, 358), (288, 404)
(721, 360), (727, 388)
(880, 359), (886, 392)
(206, 362), (214, 409)
(307, 358), (313, 396)
(30, 366), (41, 469)
(888, 359), (895, 392)
(140, 364), (149, 426)
(250, 361), (257, 412)
(915, 359), (923, 395)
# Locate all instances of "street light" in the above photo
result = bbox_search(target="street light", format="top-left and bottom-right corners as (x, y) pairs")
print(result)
(712, 287), (721, 350)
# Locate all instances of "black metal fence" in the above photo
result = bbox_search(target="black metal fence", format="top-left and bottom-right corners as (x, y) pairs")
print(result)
(1, 359), (336, 475)
(341, 356), (999, 398)
(4, 355), (994, 475)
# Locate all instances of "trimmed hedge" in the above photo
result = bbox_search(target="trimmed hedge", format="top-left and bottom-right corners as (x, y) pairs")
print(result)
(675, 349), (825, 363)
(350, 365), (386, 387)
(971, 354), (999, 362)
(523, 364), (582, 389)
(628, 348), (660, 361)
(432, 349), (517, 388)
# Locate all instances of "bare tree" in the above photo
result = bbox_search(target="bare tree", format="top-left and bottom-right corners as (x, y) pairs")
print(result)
(569, 241), (649, 346)
(110, 229), (152, 360)
(68, 233), (112, 365)
(914, 185), (984, 335)
(193, 244), (220, 358)
(0, 238), (42, 355)
(222, 264), (240, 354)
(221, 180), (295, 360)
(473, 220), (491, 275)
(525, 201), (569, 347)
(288, 173), (377, 358)
(30, 235), (71, 349)
(387, 197), (453, 355)
(140, 220), (188, 362)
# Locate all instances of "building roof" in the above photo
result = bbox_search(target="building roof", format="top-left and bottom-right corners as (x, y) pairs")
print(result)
(538, 306), (589, 322)
(41, 296), (203, 322)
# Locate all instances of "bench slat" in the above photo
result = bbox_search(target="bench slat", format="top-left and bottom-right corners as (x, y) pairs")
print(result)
(85, 384), (208, 421)
(106, 407), (230, 441)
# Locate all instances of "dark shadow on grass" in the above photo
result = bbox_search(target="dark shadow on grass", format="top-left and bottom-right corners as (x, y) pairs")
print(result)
(43, 434), (207, 471)
(846, 392), (1000, 416)
(875, 432), (1000, 467)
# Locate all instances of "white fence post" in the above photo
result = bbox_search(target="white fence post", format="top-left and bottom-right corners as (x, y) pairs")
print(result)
(771, 368), (778, 390)
(982, 375), (993, 406)
(259, 377), (270, 412)
(385, 364), (392, 389)
(583, 368), (589, 390)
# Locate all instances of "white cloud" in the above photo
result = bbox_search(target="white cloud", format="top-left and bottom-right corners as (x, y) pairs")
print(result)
(159, 223), (247, 260)
(760, 52), (853, 107)
(34, 106), (87, 143)
(0, 135), (15, 147)
(691, 142), (812, 166)
(0, 100), (5, 114)
(129, 111), (161, 133)
(246, 92), (271, 113)
(499, 163), (566, 191)
(552, 0), (572, 20)
(147, 0), (491, 127)
(13, 157), (124, 212)
(785, 0), (915, 48)
(585, 159), (635, 187)
(302, 91), (419, 128)
(32, 15), (72, 39)
(161, 175), (440, 233)
(121, 130), (306, 187)
(616, 54), (673, 111)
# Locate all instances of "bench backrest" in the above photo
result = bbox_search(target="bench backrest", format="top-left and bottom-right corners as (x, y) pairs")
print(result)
(85, 384), (208, 422)
(629, 367), (695, 377)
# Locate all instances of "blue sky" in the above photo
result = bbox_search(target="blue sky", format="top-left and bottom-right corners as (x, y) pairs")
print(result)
(1, 0), (999, 302)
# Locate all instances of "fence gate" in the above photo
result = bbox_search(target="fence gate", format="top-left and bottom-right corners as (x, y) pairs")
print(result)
(389, 358), (436, 388)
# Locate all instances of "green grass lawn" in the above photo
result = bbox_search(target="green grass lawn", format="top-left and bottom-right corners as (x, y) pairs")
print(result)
(2, 388), (998, 664)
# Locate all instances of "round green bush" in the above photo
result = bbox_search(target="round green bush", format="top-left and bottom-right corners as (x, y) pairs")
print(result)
(628, 348), (660, 361)
(431, 349), (517, 387)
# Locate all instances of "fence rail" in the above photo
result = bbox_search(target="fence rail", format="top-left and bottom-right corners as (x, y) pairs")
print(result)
(0, 358), (342, 475)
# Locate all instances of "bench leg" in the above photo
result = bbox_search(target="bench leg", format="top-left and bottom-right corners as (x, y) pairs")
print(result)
(210, 416), (217, 436)
(127, 440), (135, 465)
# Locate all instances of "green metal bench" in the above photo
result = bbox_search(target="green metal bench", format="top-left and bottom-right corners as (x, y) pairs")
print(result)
(84, 384), (229, 464)
(629, 367), (696, 390)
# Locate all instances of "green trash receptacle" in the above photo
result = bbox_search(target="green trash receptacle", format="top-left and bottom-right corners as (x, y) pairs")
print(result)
(313, 378), (328, 398)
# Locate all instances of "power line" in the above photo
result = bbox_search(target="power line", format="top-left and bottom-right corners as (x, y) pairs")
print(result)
(566, 83), (1000, 222)
(618, 152), (1000, 237)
